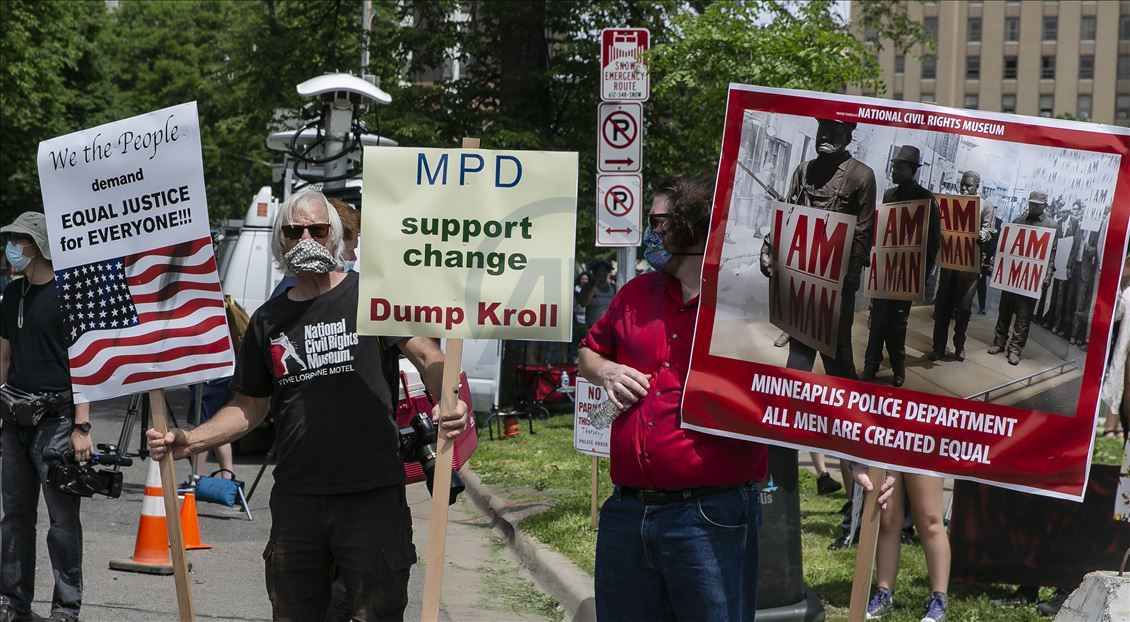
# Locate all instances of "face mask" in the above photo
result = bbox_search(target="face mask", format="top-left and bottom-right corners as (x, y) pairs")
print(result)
(643, 227), (672, 273)
(343, 260), (356, 272)
(285, 238), (336, 274)
(5, 242), (31, 272)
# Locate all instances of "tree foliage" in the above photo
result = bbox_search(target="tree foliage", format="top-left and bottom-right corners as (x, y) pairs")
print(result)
(1, 0), (927, 257)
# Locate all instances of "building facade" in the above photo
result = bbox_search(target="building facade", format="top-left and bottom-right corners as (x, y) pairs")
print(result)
(848, 0), (1129, 126)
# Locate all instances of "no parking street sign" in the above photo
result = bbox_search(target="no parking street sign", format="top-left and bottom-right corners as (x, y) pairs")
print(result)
(596, 174), (641, 247)
(598, 103), (642, 173)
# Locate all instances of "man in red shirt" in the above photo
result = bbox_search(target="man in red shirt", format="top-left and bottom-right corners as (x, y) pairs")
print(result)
(580, 173), (894, 621)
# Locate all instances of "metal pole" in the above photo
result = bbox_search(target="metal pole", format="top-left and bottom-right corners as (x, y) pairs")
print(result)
(360, 0), (372, 74)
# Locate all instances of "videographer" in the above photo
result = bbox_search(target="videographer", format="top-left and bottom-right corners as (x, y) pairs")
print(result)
(148, 190), (468, 622)
(0, 212), (89, 622)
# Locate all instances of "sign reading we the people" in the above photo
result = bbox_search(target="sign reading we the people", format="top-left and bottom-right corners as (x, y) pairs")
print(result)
(990, 223), (1056, 299)
(936, 194), (981, 273)
(865, 200), (931, 300)
(36, 102), (234, 403)
(768, 201), (856, 357)
(358, 147), (578, 340)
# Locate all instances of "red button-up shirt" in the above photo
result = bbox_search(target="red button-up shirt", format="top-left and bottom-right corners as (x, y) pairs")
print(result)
(581, 272), (768, 490)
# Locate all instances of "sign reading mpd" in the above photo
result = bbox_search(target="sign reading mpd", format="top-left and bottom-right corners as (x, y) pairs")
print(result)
(359, 147), (578, 341)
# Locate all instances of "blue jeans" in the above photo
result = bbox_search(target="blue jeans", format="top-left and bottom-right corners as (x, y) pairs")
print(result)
(1, 411), (83, 617)
(595, 483), (761, 621)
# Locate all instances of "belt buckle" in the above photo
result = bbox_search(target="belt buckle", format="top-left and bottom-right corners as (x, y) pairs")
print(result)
(639, 489), (668, 504)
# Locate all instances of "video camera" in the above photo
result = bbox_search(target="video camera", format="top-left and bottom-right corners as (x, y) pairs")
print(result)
(398, 412), (465, 505)
(45, 444), (133, 498)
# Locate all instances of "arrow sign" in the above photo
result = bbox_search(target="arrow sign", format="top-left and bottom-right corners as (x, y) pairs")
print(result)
(596, 174), (641, 247)
(598, 103), (642, 173)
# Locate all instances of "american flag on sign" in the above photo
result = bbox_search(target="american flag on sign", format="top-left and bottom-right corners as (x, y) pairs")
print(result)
(56, 236), (235, 403)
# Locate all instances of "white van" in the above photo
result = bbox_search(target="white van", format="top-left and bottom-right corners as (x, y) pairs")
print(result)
(217, 186), (286, 316)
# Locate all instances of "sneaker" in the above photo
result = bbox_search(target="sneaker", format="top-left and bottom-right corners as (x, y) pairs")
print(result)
(774, 332), (790, 347)
(954, 348), (965, 361)
(925, 349), (944, 361)
(1007, 352), (1020, 365)
(827, 533), (855, 550)
(1037, 588), (1069, 617)
(0, 605), (32, 622)
(817, 472), (842, 495)
(866, 588), (895, 618)
(987, 344), (1004, 354)
(990, 586), (1038, 607)
(921, 593), (947, 622)
(861, 368), (878, 381)
(49, 612), (79, 622)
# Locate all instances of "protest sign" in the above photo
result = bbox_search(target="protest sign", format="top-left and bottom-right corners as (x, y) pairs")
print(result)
(865, 199), (931, 301)
(357, 147), (578, 341)
(1053, 236), (1074, 280)
(686, 84), (1129, 501)
(990, 223), (1056, 299)
(1081, 201), (1104, 233)
(936, 194), (981, 273)
(574, 379), (612, 458)
(768, 201), (856, 357)
(37, 102), (234, 404)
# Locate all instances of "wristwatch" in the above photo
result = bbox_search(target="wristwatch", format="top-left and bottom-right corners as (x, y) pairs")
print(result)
(72, 421), (91, 434)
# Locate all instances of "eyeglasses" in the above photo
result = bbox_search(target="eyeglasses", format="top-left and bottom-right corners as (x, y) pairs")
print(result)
(281, 223), (331, 240)
(648, 213), (671, 229)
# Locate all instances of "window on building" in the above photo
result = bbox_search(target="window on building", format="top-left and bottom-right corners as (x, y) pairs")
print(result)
(1077, 95), (1092, 121)
(1117, 95), (1130, 120)
(1120, 55), (1130, 80)
(1039, 95), (1054, 117)
(865, 26), (879, 43)
(894, 91), (903, 101)
(966, 56), (980, 79)
(1080, 16), (1097, 41)
(1041, 55), (1055, 79)
(1080, 55), (1095, 80)
(1121, 15), (1130, 40)
(922, 94), (936, 104)
(1005, 17), (1020, 42)
(1004, 56), (1019, 79)
(925, 17), (939, 39)
(968, 18), (982, 42)
(1002, 94), (1017, 113)
(895, 54), (905, 74)
(922, 56), (937, 79)
(1042, 16), (1057, 41)
(964, 94), (979, 109)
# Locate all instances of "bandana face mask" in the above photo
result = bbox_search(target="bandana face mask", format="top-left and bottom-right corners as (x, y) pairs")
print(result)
(642, 227), (672, 273)
(284, 238), (336, 274)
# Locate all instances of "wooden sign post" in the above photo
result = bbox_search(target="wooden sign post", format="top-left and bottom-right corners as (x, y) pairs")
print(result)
(847, 466), (886, 622)
(149, 389), (196, 621)
(420, 136), (479, 621)
(590, 457), (600, 530)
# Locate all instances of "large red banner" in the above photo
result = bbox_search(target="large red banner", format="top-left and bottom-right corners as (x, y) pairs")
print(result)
(686, 85), (1130, 501)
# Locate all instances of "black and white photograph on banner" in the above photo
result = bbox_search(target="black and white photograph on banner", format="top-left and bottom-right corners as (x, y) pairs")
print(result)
(711, 109), (1120, 414)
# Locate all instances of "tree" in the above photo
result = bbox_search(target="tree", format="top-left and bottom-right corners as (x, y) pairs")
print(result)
(0, 0), (111, 224)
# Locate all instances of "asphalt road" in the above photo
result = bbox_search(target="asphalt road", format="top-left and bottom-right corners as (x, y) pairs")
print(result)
(1, 387), (556, 621)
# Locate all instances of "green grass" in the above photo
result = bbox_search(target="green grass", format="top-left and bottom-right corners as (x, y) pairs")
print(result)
(477, 536), (564, 621)
(470, 414), (1121, 621)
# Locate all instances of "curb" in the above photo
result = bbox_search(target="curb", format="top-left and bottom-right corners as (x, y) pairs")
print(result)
(462, 469), (597, 622)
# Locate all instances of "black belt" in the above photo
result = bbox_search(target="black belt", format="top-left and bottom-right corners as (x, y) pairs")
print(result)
(619, 482), (750, 505)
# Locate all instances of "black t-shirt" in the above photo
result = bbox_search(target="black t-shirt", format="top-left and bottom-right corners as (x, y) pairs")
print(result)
(231, 272), (403, 494)
(0, 278), (71, 392)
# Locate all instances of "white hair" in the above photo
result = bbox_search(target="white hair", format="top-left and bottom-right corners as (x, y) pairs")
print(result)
(272, 189), (345, 271)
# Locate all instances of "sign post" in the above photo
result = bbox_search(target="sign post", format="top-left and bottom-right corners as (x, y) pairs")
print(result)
(358, 136), (578, 619)
(574, 379), (611, 531)
(37, 102), (236, 621)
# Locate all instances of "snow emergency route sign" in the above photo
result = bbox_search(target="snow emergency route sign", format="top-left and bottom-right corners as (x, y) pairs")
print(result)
(601, 28), (649, 102)
(598, 103), (642, 173)
(596, 174), (641, 247)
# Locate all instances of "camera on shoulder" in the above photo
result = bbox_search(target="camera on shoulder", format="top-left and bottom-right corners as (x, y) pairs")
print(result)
(45, 444), (134, 498)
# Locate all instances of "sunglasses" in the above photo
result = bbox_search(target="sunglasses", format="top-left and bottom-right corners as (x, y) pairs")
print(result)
(281, 223), (331, 240)
(648, 213), (671, 229)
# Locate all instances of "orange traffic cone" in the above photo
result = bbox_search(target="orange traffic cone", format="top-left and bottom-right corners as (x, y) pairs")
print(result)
(180, 491), (211, 550)
(109, 459), (191, 575)
(503, 415), (521, 438)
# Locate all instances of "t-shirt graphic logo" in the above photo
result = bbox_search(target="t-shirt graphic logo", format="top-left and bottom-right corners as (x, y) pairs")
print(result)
(269, 333), (307, 378)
